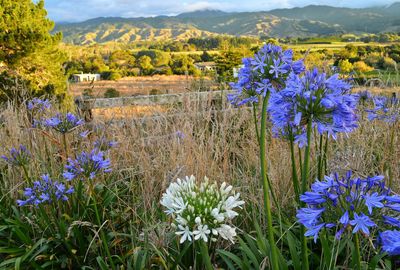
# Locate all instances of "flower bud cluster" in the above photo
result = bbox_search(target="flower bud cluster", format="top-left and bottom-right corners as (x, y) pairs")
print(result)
(161, 175), (244, 243)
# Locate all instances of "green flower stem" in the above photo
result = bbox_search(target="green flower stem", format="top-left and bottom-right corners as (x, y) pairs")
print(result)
(289, 134), (300, 203)
(388, 123), (396, 188)
(353, 233), (362, 270)
(21, 164), (32, 185)
(89, 181), (116, 270)
(199, 241), (214, 270)
(62, 133), (69, 160)
(323, 135), (329, 175)
(260, 92), (279, 270)
(301, 120), (313, 194)
(317, 134), (324, 181)
(253, 101), (282, 215)
(300, 120), (313, 270)
(252, 103), (260, 144)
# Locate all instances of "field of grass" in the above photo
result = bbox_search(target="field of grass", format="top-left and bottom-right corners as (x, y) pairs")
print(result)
(2, 40), (400, 269)
(0, 85), (399, 269)
(69, 75), (219, 98)
(289, 42), (387, 51)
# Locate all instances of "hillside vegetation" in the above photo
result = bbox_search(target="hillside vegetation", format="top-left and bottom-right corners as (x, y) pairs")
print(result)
(55, 3), (400, 44)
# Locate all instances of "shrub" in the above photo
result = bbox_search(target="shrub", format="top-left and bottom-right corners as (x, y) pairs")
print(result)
(104, 88), (120, 98)
(338, 59), (353, 73)
(353, 61), (374, 73)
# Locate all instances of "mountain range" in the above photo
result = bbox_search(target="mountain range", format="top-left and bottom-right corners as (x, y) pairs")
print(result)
(54, 3), (400, 45)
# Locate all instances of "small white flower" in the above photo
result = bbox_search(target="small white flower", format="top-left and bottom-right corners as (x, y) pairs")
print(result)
(194, 224), (211, 242)
(176, 215), (187, 226)
(195, 216), (202, 224)
(176, 225), (193, 243)
(211, 208), (225, 222)
(220, 182), (233, 195)
(172, 197), (187, 214)
(217, 224), (237, 243)
(223, 193), (245, 219)
(225, 193), (245, 209)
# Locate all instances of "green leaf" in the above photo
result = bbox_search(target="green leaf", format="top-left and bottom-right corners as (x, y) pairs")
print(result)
(217, 249), (243, 269)
(368, 252), (387, 270)
(96, 256), (110, 270)
(239, 237), (260, 268)
(286, 232), (301, 270)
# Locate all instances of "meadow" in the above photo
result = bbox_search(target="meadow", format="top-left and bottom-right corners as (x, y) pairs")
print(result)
(0, 44), (400, 270)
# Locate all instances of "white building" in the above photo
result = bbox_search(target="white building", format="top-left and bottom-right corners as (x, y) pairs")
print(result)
(194, 62), (217, 72)
(72, 73), (101, 83)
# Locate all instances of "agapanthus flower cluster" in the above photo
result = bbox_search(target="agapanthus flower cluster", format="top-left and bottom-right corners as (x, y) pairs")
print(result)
(161, 175), (244, 243)
(44, 112), (84, 133)
(27, 98), (51, 112)
(17, 174), (74, 206)
(296, 171), (400, 243)
(228, 44), (305, 106)
(379, 230), (400, 256)
(367, 95), (400, 123)
(94, 137), (118, 151)
(356, 90), (373, 104)
(63, 149), (111, 181)
(1, 145), (30, 167)
(268, 69), (358, 145)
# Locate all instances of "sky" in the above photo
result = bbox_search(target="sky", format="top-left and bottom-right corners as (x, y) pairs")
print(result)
(44, 0), (398, 22)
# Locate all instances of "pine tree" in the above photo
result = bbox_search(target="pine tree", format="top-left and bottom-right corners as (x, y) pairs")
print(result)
(0, 0), (67, 102)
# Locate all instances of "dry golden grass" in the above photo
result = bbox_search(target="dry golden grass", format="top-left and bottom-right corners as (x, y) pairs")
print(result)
(69, 75), (219, 97)
(0, 91), (399, 231)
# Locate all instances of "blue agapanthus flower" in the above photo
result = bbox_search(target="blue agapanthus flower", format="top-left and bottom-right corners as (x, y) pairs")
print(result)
(1, 145), (30, 167)
(27, 98), (51, 112)
(379, 230), (400, 256)
(367, 95), (400, 123)
(17, 174), (74, 206)
(228, 44), (305, 106)
(44, 112), (84, 133)
(268, 69), (358, 146)
(296, 171), (400, 243)
(63, 149), (111, 181)
(94, 137), (118, 151)
(356, 90), (373, 104)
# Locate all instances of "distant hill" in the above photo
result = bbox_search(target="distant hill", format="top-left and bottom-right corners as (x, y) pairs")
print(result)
(54, 4), (400, 45)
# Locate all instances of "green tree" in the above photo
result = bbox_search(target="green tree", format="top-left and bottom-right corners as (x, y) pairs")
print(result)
(215, 50), (243, 82)
(137, 55), (153, 75)
(0, 0), (67, 101)
(136, 50), (171, 67)
(171, 55), (199, 75)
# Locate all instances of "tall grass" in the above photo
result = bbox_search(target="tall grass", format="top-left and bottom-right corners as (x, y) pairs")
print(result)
(0, 90), (398, 268)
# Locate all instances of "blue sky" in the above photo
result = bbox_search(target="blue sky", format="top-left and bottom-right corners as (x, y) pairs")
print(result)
(44, 0), (398, 22)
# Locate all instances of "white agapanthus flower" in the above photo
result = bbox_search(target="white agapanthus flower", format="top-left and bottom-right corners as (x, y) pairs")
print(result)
(161, 175), (244, 244)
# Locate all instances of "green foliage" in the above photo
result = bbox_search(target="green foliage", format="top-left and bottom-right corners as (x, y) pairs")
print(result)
(83, 88), (94, 98)
(380, 57), (397, 71)
(338, 59), (353, 73)
(353, 61), (374, 73)
(170, 54), (199, 75)
(0, 0), (56, 64)
(137, 55), (154, 75)
(0, 0), (67, 101)
(135, 50), (171, 67)
(215, 50), (243, 82)
(104, 88), (120, 98)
